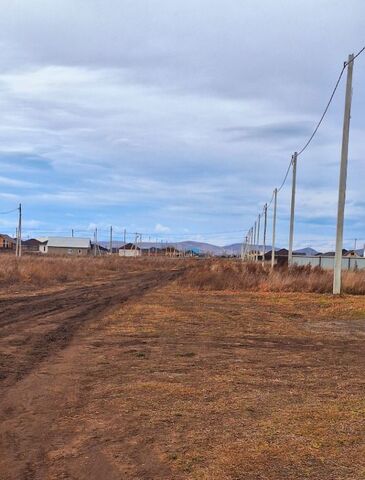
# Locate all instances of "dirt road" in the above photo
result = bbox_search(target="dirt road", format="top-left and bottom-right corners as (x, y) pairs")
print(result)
(0, 267), (183, 479)
(0, 268), (364, 479)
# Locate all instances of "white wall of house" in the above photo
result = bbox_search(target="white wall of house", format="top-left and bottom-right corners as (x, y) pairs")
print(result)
(119, 249), (141, 257)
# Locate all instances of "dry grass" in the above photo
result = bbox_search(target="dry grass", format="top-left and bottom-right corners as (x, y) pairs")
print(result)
(0, 254), (187, 289)
(178, 259), (365, 295)
(2, 255), (365, 295)
(20, 285), (361, 479)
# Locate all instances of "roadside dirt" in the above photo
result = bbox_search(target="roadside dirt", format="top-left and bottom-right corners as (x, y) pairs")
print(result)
(0, 269), (364, 479)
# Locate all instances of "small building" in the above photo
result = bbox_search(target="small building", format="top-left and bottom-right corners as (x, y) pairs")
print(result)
(344, 250), (362, 258)
(90, 243), (109, 256)
(119, 243), (141, 257)
(40, 237), (91, 256)
(0, 234), (16, 251)
(319, 249), (348, 257)
(262, 248), (289, 266)
(21, 238), (44, 254)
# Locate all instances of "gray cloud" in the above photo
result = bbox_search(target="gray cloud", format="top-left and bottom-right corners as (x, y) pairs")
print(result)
(0, 1), (364, 248)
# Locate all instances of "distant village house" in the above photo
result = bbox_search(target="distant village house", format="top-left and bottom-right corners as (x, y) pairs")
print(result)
(119, 243), (141, 257)
(39, 237), (91, 256)
(0, 234), (16, 251)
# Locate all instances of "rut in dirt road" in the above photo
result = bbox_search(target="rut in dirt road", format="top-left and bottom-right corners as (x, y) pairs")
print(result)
(0, 268), (183, 390)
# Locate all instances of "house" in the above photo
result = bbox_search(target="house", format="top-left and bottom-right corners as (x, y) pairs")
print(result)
(0, 234), (16, 251)
(344, 250), (362, 258)
(320, 249), (348, 257)
(162, 246), (181, 257)
(262, 248), (288, 266)
(39, 237), (91, 256)
(90, 243), (109, 255)
(21, 238), (44, 253)
(119, 243), (141, 257)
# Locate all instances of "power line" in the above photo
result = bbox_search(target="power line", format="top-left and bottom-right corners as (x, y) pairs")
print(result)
(347, 45), (365, 64)
(277, 157), (293, 193)
(0, 207), (19, 215)
(244, 46), (365, 256)
(296, 46), (364, 157)
(297, 64), (346, 156)
(13, 226), (247, 238)
(249, 47), (365, 216)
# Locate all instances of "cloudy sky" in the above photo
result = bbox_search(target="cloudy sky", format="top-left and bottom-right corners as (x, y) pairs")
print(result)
(0, 0), (364, 249)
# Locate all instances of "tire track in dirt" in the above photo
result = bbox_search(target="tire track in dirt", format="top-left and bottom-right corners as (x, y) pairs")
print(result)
(0, 268), (183, 390)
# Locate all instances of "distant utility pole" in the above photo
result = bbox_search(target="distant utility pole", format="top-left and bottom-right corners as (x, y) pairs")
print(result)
(249, 227), (253, 261)
(71, 229), (74, 237)
(354, 238), (357, 251)
(256, 214), (261, 262)
(16, 203), (22, 257)
(109, 226), (113, 254)
(94, 227), (98, 257)
(271, 188), (277, 269)
(288, 153), (297, 265)
(262, 203), (267, 266)
(253, 221), (257, 262)
(333, 54), (354, 295)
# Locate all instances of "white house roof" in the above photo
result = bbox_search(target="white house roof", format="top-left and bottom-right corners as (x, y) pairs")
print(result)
(46, 237), (91, 249)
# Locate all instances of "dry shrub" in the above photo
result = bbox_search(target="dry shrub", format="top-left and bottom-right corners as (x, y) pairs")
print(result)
(178, 260), (365, 295)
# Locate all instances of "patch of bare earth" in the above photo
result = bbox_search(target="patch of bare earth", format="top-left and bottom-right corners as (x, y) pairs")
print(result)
(0, 277), (364, 479)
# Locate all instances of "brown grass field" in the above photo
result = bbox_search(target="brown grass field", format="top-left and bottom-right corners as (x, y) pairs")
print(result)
(0, 257), (364, 479)
(1, 255), (365, 294)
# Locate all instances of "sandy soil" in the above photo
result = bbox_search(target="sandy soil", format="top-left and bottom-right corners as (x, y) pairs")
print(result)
(0, 268), (364, 479)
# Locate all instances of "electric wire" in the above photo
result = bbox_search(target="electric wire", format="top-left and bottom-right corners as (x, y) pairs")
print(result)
(297, 65), (346, 156)
(347, 45), (365, 64)
(246, 45), (365, 238)
(0, 207), (19, 215)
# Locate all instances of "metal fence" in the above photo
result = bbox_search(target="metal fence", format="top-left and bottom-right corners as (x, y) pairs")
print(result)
(292, 255), (365, 270)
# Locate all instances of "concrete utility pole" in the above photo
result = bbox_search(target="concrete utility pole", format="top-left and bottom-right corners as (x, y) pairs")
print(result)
(71, 229), (74, 237)
(333, 54), (354, 295)
(256, 214), (261, 262)
(262, 204), (267, 266)
(288, 153), (297, 265)
(250, 227), (254, 261)
(271, 188), (277, 269)
(241, 232), (246, 260)
(253, 221), (257, 262)
(94, 228), (97, 257)
(246, 230), (250, 260)
(109, 226), (113, 254)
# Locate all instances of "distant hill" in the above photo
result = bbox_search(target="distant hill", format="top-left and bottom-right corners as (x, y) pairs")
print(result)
(100, 240), (272, 256)
(99, 241), (363, 257)
(223, 243), (272, 255)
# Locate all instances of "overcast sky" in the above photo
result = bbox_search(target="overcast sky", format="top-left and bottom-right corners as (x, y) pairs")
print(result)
(0, 0), (364, 248)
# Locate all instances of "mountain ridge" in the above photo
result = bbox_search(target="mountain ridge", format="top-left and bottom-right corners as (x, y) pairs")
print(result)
(100, 240), (326, 256)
